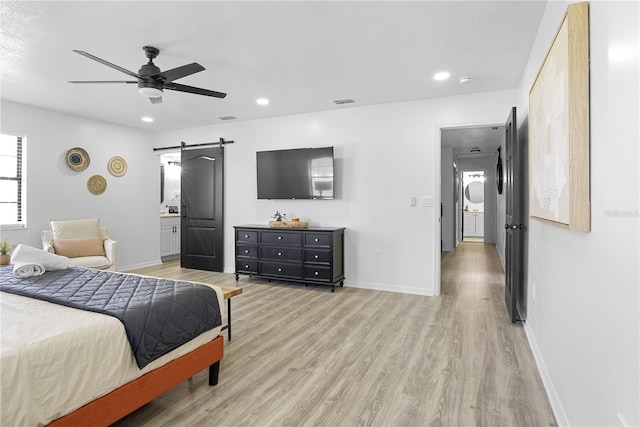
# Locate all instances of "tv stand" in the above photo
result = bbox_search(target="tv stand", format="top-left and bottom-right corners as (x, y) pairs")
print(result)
(234, 225), (345, 292)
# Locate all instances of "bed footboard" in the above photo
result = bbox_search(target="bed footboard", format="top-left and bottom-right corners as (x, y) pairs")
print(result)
(48, 335), (224, 427)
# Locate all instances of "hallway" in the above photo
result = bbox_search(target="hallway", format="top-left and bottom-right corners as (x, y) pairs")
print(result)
(440, 242), (556, 425)
(441, 241), (505, 299)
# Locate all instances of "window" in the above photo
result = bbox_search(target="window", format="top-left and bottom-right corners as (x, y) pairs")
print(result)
(0, 134), (25, 228)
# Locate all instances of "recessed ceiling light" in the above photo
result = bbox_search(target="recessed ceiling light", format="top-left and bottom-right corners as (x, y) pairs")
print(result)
(141, 117), (154, 123)
(256, 98), (269, 106)
(434, 71), (450, 81)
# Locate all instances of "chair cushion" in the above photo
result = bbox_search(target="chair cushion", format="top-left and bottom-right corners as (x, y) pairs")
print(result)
(68, 256), (112, 270)
(50, 218), (102, 240)
(53, 238), (106, 258)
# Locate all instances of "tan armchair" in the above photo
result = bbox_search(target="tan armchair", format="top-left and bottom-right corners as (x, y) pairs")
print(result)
(41, 218), (117, 271)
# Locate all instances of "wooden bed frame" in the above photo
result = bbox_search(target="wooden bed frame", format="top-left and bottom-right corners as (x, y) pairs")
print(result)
(48, 335), (224, 427)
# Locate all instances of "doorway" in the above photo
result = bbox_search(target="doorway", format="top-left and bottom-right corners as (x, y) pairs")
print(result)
(461, 170), (485, 242)
(437, 124), (504, 297)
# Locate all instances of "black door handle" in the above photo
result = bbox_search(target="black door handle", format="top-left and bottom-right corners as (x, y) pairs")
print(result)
(505, 224), (525, 230)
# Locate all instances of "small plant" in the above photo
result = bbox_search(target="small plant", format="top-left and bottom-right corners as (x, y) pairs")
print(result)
(0, 237), (15, 255)
(271, 211), (287, 222)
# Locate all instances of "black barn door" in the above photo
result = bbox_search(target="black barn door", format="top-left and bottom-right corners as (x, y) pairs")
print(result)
(504, 107), (526, 323)
(181, 146), (224, 271)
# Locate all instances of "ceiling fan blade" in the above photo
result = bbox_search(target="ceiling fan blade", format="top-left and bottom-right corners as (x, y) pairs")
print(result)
(153, 63), (205, 82)
(164, 82), (227, 98)
(150, 96), (163, 104)
(73, 50), (143, 80)
(69, 80), (137, 84)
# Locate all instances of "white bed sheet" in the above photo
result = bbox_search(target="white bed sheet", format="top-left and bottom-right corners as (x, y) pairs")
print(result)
(0, 283), (223, 427)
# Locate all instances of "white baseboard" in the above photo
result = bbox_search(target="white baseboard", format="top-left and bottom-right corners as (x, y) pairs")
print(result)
(523, 321), (570, 426)
(345, 280), (435, 296)
(225, 274), (435, 296)
(120, 259), (163, 272)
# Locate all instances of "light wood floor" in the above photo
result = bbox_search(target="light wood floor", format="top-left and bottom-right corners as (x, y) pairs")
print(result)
(115, 243), (555, 426)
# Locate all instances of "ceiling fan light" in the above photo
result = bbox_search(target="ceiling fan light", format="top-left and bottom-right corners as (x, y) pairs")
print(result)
(138, 87), (163, 98)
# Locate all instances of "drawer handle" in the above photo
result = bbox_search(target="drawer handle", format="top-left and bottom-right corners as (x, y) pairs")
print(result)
(314, 271), (319, 276)
(314, 238), (319, 242)
(245, 264), (249, 269)
(244, 249), (249, 254)
(278, 252), (282, 256)
(277, 268), (282, 272)
(314, 254), (319, 259)
(244, 234), (249, 239)
(277, 236), (282, 240)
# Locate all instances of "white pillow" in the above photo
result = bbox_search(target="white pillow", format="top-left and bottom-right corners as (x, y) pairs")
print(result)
(50, 218), (102, 240)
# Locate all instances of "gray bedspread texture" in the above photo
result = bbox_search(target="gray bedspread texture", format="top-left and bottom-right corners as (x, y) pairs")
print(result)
(0, 265), (221, 368)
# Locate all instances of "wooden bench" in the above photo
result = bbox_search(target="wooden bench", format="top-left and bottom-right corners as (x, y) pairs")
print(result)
(218, 285), (243, 341)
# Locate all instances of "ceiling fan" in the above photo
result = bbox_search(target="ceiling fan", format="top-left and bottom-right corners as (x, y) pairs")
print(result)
(69, 46), (227, 104)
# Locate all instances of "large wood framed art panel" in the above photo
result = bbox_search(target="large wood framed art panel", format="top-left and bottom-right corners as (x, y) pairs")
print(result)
(529, 1), (590, 231)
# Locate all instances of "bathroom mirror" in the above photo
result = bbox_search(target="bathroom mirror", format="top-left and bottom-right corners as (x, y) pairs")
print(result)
(465, 181), (484, 203)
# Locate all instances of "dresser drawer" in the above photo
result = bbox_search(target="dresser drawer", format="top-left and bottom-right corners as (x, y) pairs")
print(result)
(260, 231), (302, 246)
(304, 266), (332, 282)
(304, 249), (331, 264)
(236, 260), (258, 274)
(237, 245), (258, 258)
(304, 233), (332, 247)
(260, 262), (303, 279)
(261, 246), (303, 262)
(236, 230), (258, 244)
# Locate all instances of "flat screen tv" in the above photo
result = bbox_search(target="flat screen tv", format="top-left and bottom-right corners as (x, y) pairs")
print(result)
(257, 147), (334, 200)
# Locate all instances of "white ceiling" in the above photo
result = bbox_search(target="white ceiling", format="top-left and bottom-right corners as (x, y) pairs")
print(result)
(1, 1), (546, 139)
(442, 125), (505, 156)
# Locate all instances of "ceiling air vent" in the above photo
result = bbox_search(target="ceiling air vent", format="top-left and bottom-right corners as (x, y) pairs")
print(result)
(217, 115), (237, 121)
(333, 98), (355, 105)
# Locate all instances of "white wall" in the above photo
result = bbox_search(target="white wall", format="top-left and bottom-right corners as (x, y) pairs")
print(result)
(517, 1), (639, 426)
(441, 146), (456, 251)
(1, 100), (160, 270)
(154, 90), (516, 295)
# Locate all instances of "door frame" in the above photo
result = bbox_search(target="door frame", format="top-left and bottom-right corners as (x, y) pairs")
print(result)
(435, 120), (504, 297)
(459, 168), (487, 242)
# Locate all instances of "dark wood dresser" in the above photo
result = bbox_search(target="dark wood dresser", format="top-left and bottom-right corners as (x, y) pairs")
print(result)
(234, 224), (345, 292)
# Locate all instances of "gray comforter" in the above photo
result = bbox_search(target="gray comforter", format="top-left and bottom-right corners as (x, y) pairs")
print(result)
(0, 265), (221, 368)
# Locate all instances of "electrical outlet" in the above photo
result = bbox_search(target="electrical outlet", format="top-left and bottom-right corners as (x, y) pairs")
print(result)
(421, 196), (433, 207)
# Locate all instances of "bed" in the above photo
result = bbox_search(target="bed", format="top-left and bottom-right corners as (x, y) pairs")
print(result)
(0, 265), (225, 427)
